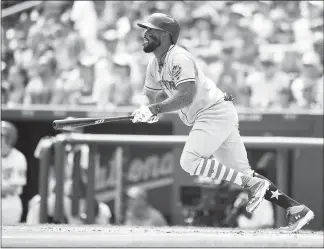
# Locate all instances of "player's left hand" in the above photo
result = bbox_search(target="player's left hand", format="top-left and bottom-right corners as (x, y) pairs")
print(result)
(132, 106), (157, 123)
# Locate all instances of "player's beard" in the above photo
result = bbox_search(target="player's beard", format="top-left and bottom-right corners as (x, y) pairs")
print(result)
(143, 36), (161, 53)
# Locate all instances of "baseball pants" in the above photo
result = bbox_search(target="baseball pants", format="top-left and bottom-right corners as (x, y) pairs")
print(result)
(180, 100), (254, 177)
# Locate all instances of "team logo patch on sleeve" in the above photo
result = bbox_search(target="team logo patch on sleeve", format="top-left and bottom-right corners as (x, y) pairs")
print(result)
(172, 65), (182, 81)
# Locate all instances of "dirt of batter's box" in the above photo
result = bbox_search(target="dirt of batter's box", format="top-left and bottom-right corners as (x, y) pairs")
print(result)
(2, 225), (323, 235)
(2, 225), (323, 247)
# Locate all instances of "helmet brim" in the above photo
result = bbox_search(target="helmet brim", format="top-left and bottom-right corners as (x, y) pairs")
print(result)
(137, 22), (164, 31)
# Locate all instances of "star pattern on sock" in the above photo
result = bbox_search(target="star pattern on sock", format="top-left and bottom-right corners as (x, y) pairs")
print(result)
(270, 190), (282, 200)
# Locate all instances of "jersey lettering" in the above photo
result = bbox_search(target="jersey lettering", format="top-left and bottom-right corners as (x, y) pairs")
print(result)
(158, 80), (177, 91)
(171, 64), (182, 81)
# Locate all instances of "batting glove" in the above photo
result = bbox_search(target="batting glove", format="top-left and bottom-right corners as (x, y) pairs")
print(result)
(132, 106), (157, 123)
(147, 114), (159, 123)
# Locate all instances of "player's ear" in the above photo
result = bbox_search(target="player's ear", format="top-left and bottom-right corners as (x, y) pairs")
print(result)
(161, 31), (169, 41)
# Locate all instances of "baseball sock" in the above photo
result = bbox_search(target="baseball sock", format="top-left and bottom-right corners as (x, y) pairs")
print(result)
(192, 158), (261, 188)
(254, 172), (300, 209)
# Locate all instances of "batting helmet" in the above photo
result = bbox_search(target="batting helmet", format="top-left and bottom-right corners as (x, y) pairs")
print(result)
(137, 13), (180, 44)
(1, 121), (18, 147)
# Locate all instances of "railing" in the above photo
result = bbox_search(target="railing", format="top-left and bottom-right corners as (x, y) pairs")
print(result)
(38, 134), (323, 226)
(1, 1), (42, 18)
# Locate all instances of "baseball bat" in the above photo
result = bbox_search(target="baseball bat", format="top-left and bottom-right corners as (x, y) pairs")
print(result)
(53, 115), (134, 130)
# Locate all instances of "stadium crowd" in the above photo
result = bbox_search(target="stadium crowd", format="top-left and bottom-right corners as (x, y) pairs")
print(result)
(1, 1), (323, 110)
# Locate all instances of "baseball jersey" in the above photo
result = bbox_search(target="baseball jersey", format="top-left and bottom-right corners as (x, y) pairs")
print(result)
(2, 148), (27, 196)
(144, 45), (224, 126)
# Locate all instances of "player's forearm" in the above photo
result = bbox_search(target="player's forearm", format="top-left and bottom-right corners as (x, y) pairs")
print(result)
(143, 91), (167, 106)
(155, 90), (168, 103)
(143, 94), (154, 105)
(148, 91), (194, 114)
(142, 89), (157, 105)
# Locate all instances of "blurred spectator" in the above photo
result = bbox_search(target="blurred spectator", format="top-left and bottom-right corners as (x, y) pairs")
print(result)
(271, 87), (299, 110)
(24, 51), (57, 105)
(291, 51), (323, 109)
(109, 56), (133, 107)
(245, 54), (291, 108)
(26, 25), (50, 60)
(2, 121), (27, 225)
(10, 32), (32, 70)
(250, 2), (275, 41)
(274, 22), (295, 44)
(54, 32), (86, 105)
(279, 50), (301, 76)
(6, 65), (29, 106)
(124, 186), (167, 226)
(70, 1), (98, 55)
(209, 44), (246, 101)
(78, 55), (113, 107)
(82, 54), (133, 109)
(2, 82), (9, 104)
(1, 48), (15, 81)
(236, 22), (259, 66)
(313, 32), (324, 67)
(235, 85), (252, 108)
(1, 1), (323, 110)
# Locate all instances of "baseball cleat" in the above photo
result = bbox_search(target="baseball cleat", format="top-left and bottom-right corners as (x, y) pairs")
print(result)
(279, 205), (315, 233)
(246, 179), (270, 213)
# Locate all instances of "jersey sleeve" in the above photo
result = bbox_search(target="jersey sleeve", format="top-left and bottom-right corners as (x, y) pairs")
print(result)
(171, 54), (196, 86)
(144, 59), (162, 92)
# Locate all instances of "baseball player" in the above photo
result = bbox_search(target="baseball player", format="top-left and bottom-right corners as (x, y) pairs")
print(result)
(1, 121), (27, 225)
(131, 13), (314, 233)
(124, 186), (167, 227)
(26, 178), (112, 225)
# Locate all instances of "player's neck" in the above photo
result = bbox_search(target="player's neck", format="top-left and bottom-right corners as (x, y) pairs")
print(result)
(153, 43), (173, 62)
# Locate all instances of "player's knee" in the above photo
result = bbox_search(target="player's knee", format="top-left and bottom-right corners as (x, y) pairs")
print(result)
(180, 153), (200, 175)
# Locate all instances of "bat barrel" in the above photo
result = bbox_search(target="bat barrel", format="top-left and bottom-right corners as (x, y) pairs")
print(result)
(52, 116), (133, 130)
(52, 118), (94, 130)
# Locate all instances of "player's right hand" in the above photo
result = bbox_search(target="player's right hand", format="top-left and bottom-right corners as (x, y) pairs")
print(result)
(132, 113), (159, 123)
(131, 106), (159, 123)
(147, 114), (159, 123)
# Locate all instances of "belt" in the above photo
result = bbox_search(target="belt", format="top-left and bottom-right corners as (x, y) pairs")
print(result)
(224, 92), (234, 102)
